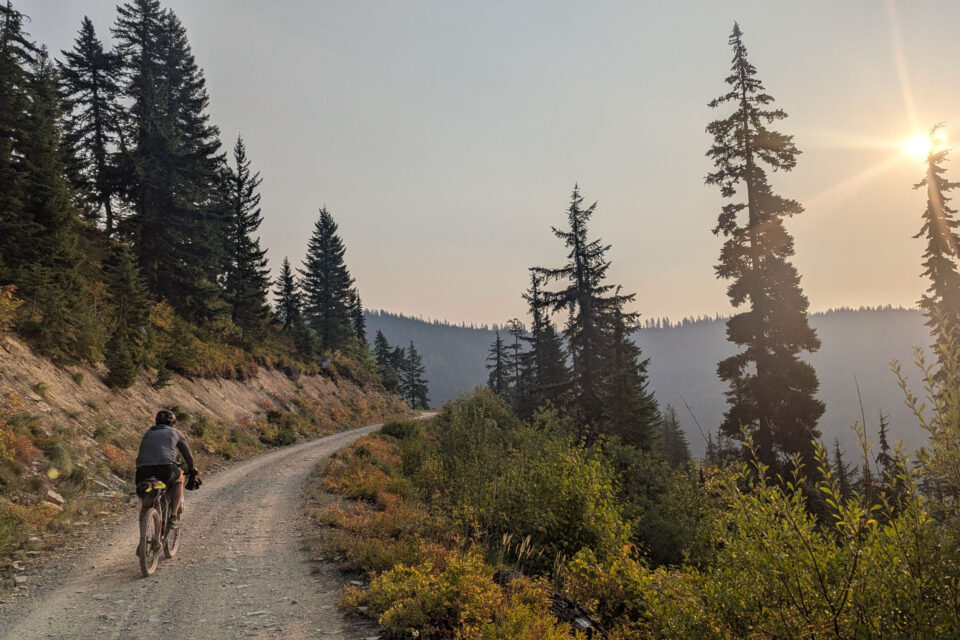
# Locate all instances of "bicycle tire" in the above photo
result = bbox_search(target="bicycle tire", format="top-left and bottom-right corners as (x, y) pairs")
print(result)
(139, 508), (161, 577)
(163, 517), (181, 558)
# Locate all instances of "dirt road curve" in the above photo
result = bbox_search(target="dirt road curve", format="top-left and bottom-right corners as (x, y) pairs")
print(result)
(0, 425), (382, 640)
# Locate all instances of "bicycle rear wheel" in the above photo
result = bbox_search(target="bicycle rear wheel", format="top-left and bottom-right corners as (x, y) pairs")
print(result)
(139, 508), (161, 577)
(163, 517), (181, 558)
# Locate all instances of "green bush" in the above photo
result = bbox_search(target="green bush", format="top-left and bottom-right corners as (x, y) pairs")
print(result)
(33, 381), (50, 400)
(424, 392), (630, 574)
(45, 440), (73, 474)
(381, 419), (423, 441)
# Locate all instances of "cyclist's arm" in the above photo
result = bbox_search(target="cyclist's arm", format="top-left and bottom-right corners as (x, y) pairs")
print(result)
(175, 430), (196, 471)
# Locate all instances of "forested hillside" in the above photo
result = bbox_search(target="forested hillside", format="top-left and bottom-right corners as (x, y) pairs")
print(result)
(369, 306), (930, 454)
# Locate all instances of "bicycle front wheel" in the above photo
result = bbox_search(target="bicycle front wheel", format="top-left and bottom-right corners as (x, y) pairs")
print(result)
(139, 508), (161, 577)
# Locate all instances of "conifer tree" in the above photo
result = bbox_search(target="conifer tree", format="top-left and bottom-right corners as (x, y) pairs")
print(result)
(705, 24), (824, 467)
(59, 16), (120, 231)
(521, 270), (569, 411)
(504, 318), (527, 409)
(103, 243), (149, 375)
(603, 296), (660, 449)
(0, 1), (36, 278)
(224, 135), (270, 344)
(913, 123), (960, 367)
(656, 405), (691, 467)
(350, 289), (366, 345)
(401, 341), (429, 409)
(486, 331), (508, 395)
(273, 256), (300, 330)
(299, 207), (355, 352)
(15, 52), (101, 361)
(538, 185), (656, 442)
(831, 438), (853, 502)
(113, 1), (226, 321)
(373, 329), (400, 393)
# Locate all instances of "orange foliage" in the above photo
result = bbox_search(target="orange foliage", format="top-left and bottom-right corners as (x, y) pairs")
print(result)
(12, 435), (42, 464)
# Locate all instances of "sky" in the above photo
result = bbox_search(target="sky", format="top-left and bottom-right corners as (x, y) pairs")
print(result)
(18, 0), (960, 327)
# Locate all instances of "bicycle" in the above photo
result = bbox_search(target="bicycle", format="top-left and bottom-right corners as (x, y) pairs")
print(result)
(136, 476), (182, 577)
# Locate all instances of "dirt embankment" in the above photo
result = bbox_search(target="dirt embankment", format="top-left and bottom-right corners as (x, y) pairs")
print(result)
(0, 334), (409, 594)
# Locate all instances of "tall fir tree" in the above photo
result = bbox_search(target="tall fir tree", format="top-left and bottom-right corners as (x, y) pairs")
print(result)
(350, 288), (366, 346)
(103, 245), (149, 388)
(913, 123), (960, 370)
(273, 256), (300, 330)
(113, 1), (226, 321)
(656, 405), (691, 467)
(15, 52), (100, 360)
(401, 341), (429, 409)
(538, 185), (656, 442)
(521, 270), (569, 411)
(603, 296), (660, 449)
(373, 329), (400, 393)
(58, 16), (120, 231)
(486, 330), (508, 395)
(299, 206), (355, 352)
(705, 24), (824, 468)
(504, 318), (527, 409)
(224, 135), (270, 344)
(0, 0), (36, 280)
(831, 438), (853, 502)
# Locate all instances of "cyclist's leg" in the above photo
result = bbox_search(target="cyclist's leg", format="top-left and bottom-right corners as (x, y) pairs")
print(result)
(168, 468), (185, 526)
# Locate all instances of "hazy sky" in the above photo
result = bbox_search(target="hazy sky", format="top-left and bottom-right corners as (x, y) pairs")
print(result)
(19, 1), (960, 326)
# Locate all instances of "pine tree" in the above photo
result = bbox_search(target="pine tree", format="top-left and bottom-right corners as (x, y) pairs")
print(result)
(105, 331), (137, 388)
(913, 123), (960, 368)
(373, 329), (400, 393)
(0, 1), (36, 280)
(705, 24), (824, 468)
(504, 318), (527, 409)
(14, 52), (101, 361)
(103, 243), (149, 371)
(273, 256), (300, 330)
(521, 270), (569, 411)
(486, 330), (508, 395)
(113, 1), (226, 321)
(299, 207), (355, 352)
(831, 438), (853, 502)
(603, 296), (660, 449)
(224, 135), (270, 344)
(538, 185), (654, 441)
(401, 341), (429, 409)
(656, 405), (691, 467)
(350, 289), (367, 345)
(58, 16), (120, 231)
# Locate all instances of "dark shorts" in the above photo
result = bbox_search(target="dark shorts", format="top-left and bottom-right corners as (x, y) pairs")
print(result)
(135, 464), (181, 485)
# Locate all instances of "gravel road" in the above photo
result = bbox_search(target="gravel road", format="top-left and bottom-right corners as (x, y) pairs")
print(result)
(0, 425), (383, 640)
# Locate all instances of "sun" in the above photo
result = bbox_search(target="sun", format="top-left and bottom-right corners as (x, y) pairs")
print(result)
(906, 129), (948, 158)
(906, 135), (931, 158)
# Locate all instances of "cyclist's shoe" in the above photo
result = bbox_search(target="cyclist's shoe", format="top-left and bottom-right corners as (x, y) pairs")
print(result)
(169, 513), (181, 530)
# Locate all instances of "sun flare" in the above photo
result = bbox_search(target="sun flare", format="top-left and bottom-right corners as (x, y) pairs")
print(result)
(906, 135), (931, 158)
(906, 129), (948, 158)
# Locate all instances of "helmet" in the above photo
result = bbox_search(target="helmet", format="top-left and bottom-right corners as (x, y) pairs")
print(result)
(156, 409), (177, 426)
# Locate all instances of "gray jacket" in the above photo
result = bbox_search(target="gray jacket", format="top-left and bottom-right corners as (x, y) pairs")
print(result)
(135, 424), (195, 469)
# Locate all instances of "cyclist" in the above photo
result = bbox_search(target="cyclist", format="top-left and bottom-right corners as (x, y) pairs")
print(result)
(134, 409), (200, 551)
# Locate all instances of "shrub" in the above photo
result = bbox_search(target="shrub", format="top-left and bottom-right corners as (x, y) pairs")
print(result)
(45, 440), (73, 474)
(0, 501), (29, 556)
(382, 419), (424, 441)
(345, 547), (503, 638)
(33, 381), (50, 400)
(71, 371), (85, 386)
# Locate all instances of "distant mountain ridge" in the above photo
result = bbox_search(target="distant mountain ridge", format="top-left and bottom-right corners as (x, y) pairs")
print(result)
(366, 307), (932, 456)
